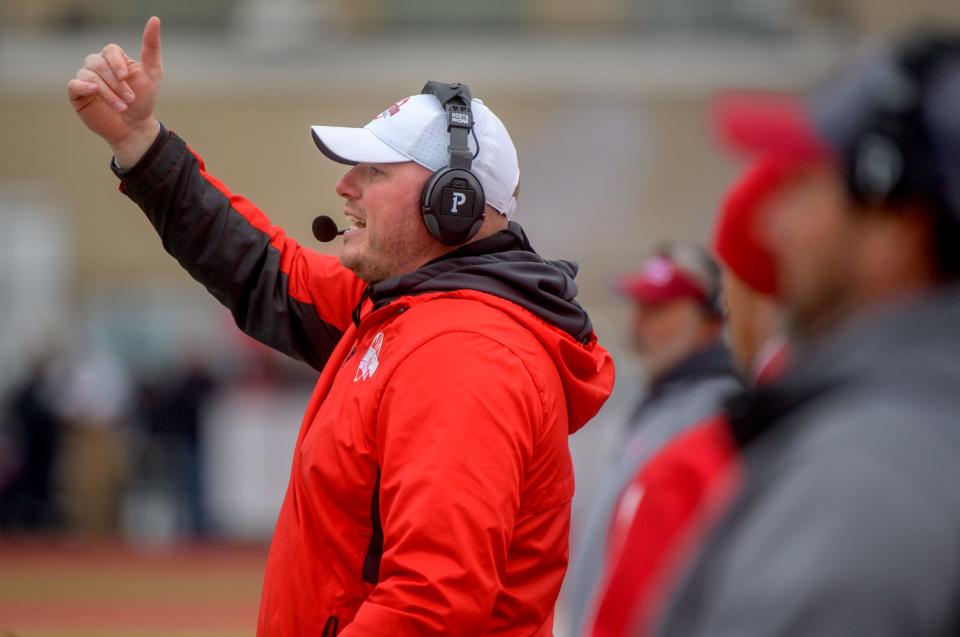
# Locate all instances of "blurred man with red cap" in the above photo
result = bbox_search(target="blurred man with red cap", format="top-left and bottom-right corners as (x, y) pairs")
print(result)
(565, 245), (739, 637)
(713, 158), (791, 382)
(619, 245), (730, 386)
(580, 157), (792, 637)
(653, 33), (960, 637)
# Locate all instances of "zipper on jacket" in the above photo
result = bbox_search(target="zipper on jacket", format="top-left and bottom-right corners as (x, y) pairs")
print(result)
(321, 615), (339, 637)
(352, 286), (374, 326)
(362, 469), (384, 584)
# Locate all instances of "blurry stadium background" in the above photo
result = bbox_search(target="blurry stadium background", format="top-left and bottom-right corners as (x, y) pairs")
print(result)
(1, 0), (958, 635)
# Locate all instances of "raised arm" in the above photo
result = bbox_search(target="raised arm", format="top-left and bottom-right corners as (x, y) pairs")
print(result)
(68, 18), (366, 369)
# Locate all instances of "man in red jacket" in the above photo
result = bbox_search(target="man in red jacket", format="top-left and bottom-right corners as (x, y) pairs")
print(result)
(67, 17), (615, 636)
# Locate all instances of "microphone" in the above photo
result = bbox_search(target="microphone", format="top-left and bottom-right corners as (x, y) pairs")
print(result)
(312, 215), (348, 243)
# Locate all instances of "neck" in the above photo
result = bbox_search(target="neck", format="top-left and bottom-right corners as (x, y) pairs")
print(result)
(797, 262), (939, 343)
(795, 208), (940, 341)
(422, 210), (510, 265)
(738, 296), (782, 375)
(470, 209), (509, 243)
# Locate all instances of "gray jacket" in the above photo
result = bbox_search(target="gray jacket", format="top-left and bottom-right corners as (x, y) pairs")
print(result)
(566, 343), (740, 636)
(654, 287), (960, 637)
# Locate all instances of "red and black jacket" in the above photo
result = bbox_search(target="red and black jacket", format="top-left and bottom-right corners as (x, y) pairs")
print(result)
(115, 125), (615, 636)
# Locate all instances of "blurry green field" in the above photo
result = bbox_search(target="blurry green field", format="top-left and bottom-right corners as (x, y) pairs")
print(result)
(0, 541), (267, 637)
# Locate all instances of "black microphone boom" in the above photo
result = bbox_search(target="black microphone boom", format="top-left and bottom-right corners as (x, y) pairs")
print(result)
(312, 215), (347, 243)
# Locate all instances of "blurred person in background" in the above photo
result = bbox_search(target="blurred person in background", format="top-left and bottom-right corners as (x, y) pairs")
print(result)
(66, 16), (614, 636)
(582, 157), (792, 637)
(50, 331), (134, 536)
(0, 351), (65, 533)
(565, 244), (739, 636)
(653, 33), (960, 637)
(137, 353), (218, 537)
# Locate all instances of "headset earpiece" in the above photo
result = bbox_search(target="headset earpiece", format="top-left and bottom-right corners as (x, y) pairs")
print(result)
(419, 81), (487, 246)
(421, 168), (486, 246)
(845, 37), (960, 209)
(845, 65), (919, 206)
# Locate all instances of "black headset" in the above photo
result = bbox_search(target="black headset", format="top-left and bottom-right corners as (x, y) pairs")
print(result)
(844, 35), (960, 212)
(419, 81), (487, 245)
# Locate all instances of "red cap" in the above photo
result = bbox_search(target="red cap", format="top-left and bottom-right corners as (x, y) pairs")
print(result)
(619, 253), (711, 307)
(712, 91), (832, 162)
(712, 157), (792, 297)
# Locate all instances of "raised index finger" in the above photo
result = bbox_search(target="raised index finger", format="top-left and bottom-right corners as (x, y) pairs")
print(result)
(140, 16), (163, 80)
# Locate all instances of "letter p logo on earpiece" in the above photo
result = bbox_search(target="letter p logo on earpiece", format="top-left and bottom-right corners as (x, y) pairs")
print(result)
(440, 187), (475, 217)
(450, 191), (467, 214)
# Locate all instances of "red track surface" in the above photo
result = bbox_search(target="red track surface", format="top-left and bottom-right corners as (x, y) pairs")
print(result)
(0, 540), (267, 635)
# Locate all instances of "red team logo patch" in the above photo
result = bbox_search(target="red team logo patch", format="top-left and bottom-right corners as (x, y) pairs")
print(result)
(375, 97), (410, 120)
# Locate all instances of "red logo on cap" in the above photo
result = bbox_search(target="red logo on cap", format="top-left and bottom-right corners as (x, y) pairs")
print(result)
(375, 97), (410, 120)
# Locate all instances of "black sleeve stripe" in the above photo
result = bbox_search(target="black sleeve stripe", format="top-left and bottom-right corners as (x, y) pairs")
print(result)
(120, 130), (344, 371)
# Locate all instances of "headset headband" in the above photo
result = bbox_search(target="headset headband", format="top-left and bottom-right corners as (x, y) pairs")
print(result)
(418, 80), (487, 245)
(421, 81), (474, 171)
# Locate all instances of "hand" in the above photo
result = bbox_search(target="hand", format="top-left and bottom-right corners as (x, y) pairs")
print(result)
(67, 16), (164, 168)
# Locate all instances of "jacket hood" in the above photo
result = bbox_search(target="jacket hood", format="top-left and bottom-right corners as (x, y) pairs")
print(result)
(368, 222), (614, 433)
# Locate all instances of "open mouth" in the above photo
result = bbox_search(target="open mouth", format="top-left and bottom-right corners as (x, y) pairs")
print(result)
(345, 212), (366, 230)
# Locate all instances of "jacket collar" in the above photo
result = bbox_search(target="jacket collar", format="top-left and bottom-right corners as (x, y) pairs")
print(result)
(354, 222), (595, 343)
(629, 342), (739, 426)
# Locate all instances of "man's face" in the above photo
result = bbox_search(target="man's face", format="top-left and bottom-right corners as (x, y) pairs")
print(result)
(335, 161), (438, 283)
(767, 167), (859, 336)
(631, 298), (714, 381)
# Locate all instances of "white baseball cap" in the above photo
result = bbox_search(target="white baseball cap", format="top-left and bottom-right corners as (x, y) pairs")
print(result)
(310, 93), (520, 219)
